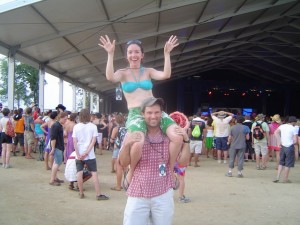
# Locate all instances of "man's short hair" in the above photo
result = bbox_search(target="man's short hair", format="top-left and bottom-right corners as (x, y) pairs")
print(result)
(79, 108), (91, 124)
(141, 97), (164, 112)
(2, 108), (10, 116)
(236, 115), (245, 123)
(288, 116), (297, 123)
(25, 107), (32, 115)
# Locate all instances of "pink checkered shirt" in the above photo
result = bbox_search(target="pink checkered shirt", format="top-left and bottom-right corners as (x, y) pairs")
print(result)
(127, 133), (173, 198)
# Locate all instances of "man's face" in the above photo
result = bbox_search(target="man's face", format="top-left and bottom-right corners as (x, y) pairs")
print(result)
(142, 104), (162, 128)
(60, 116), (68, 125)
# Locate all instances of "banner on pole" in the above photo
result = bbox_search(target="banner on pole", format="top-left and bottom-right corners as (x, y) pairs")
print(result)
(116, 87), (122, 100)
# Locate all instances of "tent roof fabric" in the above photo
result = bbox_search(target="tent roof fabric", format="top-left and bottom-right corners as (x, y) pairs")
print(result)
(0, 0), (300, 96)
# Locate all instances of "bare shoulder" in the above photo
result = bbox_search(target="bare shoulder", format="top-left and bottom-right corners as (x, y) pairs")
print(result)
(144, 67), (156, 78)
(117, 68), (129, 73)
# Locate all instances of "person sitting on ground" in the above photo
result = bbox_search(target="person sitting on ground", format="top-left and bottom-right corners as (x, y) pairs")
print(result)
(64, 151), (92, 191)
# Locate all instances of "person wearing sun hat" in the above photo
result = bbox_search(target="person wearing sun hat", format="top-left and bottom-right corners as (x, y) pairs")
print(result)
(268, 114), (282, 169)
(273, 116), (298, 183)
(211, 110), (234, 164)
(251, 113), (270, 170)
(56, 104), (66, 113)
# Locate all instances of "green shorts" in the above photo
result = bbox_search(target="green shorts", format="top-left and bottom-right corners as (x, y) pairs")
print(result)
(205, 137), (213, 149)
(126, 107), (175, 134)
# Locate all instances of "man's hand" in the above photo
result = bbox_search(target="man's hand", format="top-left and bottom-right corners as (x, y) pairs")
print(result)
(174, 125), (189, 141)
(127, 132), (143, 145)
(78, 152), (88, 160)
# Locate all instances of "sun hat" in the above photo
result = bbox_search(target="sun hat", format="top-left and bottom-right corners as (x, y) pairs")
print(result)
(56, 104), (66, 111)
(271, 114), (281, 123)
(217, 112), (226, 118)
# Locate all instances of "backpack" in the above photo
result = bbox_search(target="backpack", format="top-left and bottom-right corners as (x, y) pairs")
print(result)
(191, 124), (201, 138)
(115, 126), (127, 149)
(253, 122), (265, 140)
(5, 118), (15, 137)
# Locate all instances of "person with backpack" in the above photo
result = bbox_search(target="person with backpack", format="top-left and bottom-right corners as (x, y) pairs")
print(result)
(251, 114), (270, 170)
(0, 108), (14, 168)
(188, 116), (206, 167)
(109, 113), (127, 191)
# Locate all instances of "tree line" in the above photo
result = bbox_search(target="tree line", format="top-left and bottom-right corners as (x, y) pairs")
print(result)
(0, 58), (42, 108)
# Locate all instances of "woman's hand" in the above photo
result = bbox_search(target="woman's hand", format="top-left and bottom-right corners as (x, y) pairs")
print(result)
(164, 35), (179, 54)
(99, 35), (116, 54)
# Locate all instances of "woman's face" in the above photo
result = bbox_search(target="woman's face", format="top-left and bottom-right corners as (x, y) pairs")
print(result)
(127, 44), (144, 67)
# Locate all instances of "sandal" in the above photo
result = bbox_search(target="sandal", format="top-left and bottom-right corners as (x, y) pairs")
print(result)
(96, 194), (109, 200)
(110, 187), (121, 191)
(282, 179), (292, 183)
(55, 178), (64, 183)
(49, 181), (61, 186)
(79, 193), (84, 199)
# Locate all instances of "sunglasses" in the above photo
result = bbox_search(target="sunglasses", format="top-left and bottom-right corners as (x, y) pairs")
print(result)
(126, 40), (142, 45)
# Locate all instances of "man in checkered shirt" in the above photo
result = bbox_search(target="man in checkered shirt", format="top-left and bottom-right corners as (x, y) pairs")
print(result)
(119, 97), (190, 225)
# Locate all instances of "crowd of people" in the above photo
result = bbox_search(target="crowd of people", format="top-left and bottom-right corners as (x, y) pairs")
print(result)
(0, 101), (299, 224)
(1, 35), (299, 224)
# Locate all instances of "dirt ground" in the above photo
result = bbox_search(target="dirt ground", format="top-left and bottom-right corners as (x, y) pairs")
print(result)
(1, 149), (299, 225)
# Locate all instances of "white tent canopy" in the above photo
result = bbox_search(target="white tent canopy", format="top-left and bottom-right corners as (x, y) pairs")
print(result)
(0, 0), (299, 98)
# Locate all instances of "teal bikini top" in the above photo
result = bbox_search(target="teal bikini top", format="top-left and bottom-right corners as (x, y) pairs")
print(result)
(122, 67), (153, 93)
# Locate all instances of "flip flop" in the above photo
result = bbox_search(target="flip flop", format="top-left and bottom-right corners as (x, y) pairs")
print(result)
(110, 187), (121, 191)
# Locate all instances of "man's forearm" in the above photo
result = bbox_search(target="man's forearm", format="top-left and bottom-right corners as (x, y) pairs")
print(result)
(118, 143), (131, 167)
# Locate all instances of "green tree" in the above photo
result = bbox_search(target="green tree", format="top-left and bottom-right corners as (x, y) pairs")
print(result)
(0, 58), (42, 107)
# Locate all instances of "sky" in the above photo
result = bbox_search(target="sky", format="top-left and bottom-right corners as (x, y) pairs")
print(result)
(44, 73), (73, 110)
(0, 53), (75, 110)
(0, 53), (99, 112)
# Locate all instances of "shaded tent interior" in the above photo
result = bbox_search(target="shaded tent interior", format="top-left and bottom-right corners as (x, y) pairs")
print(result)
(0, 0), (299, 115)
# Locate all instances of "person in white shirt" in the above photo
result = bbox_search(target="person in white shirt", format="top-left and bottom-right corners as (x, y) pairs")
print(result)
(211, 110), (234, 164)
(72, 108), (109, 200)
(273, 116), (298, 183)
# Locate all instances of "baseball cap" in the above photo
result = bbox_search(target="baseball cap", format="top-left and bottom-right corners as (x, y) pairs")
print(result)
(141, 97), (164, 112)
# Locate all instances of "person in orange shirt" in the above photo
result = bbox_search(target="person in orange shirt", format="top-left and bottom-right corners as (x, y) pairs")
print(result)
(13, 108), (25, 156)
